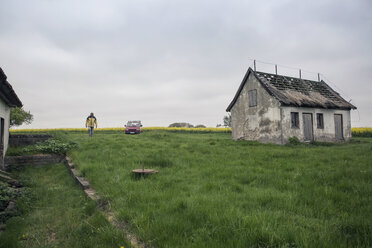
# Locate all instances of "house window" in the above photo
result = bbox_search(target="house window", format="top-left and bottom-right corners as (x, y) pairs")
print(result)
(291, 112), (299, 128)
(248, 89), (257, 107)
(316, 113), (324, 129)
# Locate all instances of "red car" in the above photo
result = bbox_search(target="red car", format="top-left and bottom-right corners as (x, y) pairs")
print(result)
(125, 121), (142, 134)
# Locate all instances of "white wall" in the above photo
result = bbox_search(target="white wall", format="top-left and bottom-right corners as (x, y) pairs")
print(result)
(0, 97), (10, 158)
(281, 106), (351, 142)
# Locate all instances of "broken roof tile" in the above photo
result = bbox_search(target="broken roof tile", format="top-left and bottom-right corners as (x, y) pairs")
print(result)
(226, 67), (356, 111)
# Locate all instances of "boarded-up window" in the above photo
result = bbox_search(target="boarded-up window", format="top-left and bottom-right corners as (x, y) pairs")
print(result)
(248, 89), (257, 107)
(291, 112), (299, 128)
(316, 113), (324, 129)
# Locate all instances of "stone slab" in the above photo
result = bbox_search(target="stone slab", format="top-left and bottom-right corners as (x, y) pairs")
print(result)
(4, 154), (65, 171)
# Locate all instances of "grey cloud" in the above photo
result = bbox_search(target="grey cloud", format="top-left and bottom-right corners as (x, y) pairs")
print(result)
(0, 0), (371, 128)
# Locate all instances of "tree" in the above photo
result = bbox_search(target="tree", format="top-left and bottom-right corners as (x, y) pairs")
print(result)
(223, 115), (231, 127)
(168, 122), (194, 128)
(10, 107), (33, 127)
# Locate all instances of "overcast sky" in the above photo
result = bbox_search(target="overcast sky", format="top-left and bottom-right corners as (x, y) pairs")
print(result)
(1, 0), (371, 128)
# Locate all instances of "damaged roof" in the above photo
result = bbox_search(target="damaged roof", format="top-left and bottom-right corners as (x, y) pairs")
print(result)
(0, 67), (23, 107)
(226, 67), (356, 111)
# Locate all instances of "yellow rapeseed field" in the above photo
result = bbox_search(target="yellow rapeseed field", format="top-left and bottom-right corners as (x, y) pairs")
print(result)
(10, 127), (232, 133)
(351, 127), (372, 137)
(144, 127), (231, 132)
(11, 127), (371, 136)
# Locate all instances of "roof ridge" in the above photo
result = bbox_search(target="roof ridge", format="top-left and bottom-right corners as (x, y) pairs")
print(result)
(255, 70), (321, 84)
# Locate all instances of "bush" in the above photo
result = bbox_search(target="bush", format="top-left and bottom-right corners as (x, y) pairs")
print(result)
(24, 139), (78, 154)
(194, 125), (206, 128)
(287, 136), (301, 145)
(0, 182), (17, 211)
(352, 128), (372, 137)
(168, 122), (194, 128)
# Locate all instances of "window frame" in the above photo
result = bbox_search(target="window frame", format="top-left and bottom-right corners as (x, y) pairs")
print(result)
(291, 112), (300, 128)
(316, 113), (324, 129)
(248, 89), (257, 107)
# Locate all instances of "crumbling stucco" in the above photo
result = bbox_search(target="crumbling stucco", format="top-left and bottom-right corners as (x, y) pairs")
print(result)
(229, 71), (353, 144)
(231, 73), (282, 143)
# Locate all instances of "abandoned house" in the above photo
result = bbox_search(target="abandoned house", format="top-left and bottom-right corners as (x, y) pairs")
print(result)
(226, 67), (356, 144)
(0, 67), (23, 169)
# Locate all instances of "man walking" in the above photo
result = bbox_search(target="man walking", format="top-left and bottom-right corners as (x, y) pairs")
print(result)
(86, 112), (97, 137)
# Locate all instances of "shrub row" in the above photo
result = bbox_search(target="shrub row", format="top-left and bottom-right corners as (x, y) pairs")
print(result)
(351, 127), (372, 137)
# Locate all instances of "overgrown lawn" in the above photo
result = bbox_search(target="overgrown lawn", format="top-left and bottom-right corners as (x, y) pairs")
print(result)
(0, 165), (129, 248)
(61, 131), (372, 247)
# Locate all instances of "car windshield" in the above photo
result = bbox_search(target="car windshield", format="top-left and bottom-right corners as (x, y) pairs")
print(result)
(127, 122), (140, 127)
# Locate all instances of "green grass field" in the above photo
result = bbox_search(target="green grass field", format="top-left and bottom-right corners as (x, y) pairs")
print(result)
(55, 131), (372, 248)
(0, 165), (129, 248)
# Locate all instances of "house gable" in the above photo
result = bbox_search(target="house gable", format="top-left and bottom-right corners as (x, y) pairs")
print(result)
(229, 71), (282, 142)
(226, 68), (263, 112)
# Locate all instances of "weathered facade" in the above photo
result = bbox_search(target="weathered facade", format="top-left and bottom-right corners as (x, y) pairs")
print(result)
(0, 68), (23, 169)
(226, 68), (356, 144)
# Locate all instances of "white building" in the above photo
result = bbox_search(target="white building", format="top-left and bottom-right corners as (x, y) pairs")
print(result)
(0, 68), (23, 169)
(226, 67), (356, 144)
